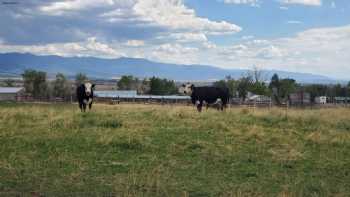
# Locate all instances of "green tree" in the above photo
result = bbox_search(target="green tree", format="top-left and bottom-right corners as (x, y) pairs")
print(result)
(237, 76), (252, 101)
(246, 67), (269, 96)
(249, 81), (269, 96)
(75, 73), (88, 86)
(53, 73), (70, 98)
(269, 73), (280, 104)
(138, 79), (150, 94)
(279, 78), (297, 100)
(149, 77), (177, 95)
(213, 76), (239, 97)
(304, 84), (329, 102)
(117, 75), (139, 90)
(22, 69), (48, 98)
(3, 78), (15, 87)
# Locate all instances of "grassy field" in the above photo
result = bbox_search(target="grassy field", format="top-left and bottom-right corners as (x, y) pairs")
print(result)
(0, 103), (350, 196)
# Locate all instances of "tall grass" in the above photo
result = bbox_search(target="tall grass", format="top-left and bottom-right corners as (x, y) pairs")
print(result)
(0, 103), (349, 196)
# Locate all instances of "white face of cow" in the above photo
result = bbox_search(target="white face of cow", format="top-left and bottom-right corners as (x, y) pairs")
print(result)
(179, 83), (194, 95)
(84, 83), (93, 96)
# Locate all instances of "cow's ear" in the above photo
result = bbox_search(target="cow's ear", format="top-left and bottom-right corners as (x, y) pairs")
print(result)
(182, 84), (185, 87)
(190, 84), (194, 89)
(92, 84), (96, 89)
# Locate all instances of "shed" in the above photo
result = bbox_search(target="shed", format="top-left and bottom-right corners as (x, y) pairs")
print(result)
(289, 91), (311, 105)
(94, 90), (137, 98)
(0, 87), (24, 101)
(248, 95), (272, 103)
(334, 97), (350, 104)
(94, 90), (190, 104)
(315, 96), (327, 104)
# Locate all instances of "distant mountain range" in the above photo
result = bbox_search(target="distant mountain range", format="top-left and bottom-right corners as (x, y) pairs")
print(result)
(0, 52), (344, 84)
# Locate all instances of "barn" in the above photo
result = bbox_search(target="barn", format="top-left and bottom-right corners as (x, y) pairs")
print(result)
(0, 87), (24, 101)
(289, 91), (311, 106)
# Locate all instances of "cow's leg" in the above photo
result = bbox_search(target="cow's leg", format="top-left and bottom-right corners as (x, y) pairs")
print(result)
(82, 103), (86, 112)
(221, 100), (227, 111)
(205, 101), (209, 110)
(196, 101), (203, 112)
(86, 98), (93, 110)
(79, 102), (83, 112)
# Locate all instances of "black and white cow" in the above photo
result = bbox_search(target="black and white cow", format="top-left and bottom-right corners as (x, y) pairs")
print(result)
(76, 82), (95, 112)
(179, 83), (229, 112)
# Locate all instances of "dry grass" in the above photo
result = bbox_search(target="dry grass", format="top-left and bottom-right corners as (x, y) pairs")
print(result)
(0, 103), (349, 196)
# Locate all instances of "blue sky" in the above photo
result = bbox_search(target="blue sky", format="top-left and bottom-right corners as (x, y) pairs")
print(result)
(0, 0), (349, 79)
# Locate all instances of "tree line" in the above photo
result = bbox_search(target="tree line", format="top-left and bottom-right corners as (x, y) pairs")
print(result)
(10, 70), (178, 99)
(117, 75), (177, 95)
(19, 70), (89, 99)
(1, 69), (349, 101)
(213, 68), (350, 103)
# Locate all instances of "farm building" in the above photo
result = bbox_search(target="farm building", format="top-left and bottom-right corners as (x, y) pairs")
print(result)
(248, 95), (272, 103)
(244, 94), (272, 107)
(334, 97), (350, 104)
(289, 91), (311, 105)
(94, 90), (137, 98)
(0, 87), (25, 101)
(315, 96), (327, 104)
(94, 90), (190, 104)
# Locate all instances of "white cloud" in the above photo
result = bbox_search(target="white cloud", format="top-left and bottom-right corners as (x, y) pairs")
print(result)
(155, 43), (198, 54)
(0, 37), (124, 58)
(213, 25), (350, 78)
(39, 0), (117, 15)
(99, 0), (242, 35)
(222, 0), (260, 7)
(280, 0), (322, 6)
(168, 33), (208, 43)
(151, 43), (199, 64)
(202, 41), (217, 49)
(279, 6), (289, 10)
(256, 45), (286, 58)
(287, 20), (303, 24)
(241, 35), (255, 40)
(125, 40), (145, 47)
(32, 0), (243, 54)
(249, 39), (270, 45)
(134, 0), (242, 35)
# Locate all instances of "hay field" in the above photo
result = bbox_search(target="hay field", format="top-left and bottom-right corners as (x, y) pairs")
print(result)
(0, 103), (349, 196)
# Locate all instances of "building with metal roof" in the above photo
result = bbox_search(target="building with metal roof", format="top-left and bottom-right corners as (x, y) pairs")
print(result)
(94, 90), (137, 98)
(94, 90), (190, 104)
(0, 87), (24, 101)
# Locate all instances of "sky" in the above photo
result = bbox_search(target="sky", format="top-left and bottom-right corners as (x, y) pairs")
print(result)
(0, 0), (349, 79)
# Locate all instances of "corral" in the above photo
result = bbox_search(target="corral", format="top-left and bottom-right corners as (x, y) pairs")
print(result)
(0, 103), (349, 196)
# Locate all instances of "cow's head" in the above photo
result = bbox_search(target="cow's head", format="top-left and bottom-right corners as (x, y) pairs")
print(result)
(179, 83), (194, 95)
(84, 82), (95, 96)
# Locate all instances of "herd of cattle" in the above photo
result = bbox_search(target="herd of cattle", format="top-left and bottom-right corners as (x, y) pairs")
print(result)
(77, 82), (230, 112)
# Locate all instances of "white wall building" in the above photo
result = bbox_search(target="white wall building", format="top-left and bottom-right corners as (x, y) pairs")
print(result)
(315, 96), (327, 104)
(0, 87), (24, 101)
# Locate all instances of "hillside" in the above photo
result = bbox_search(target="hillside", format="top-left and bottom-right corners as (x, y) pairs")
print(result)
(0, 53), (342, 83)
